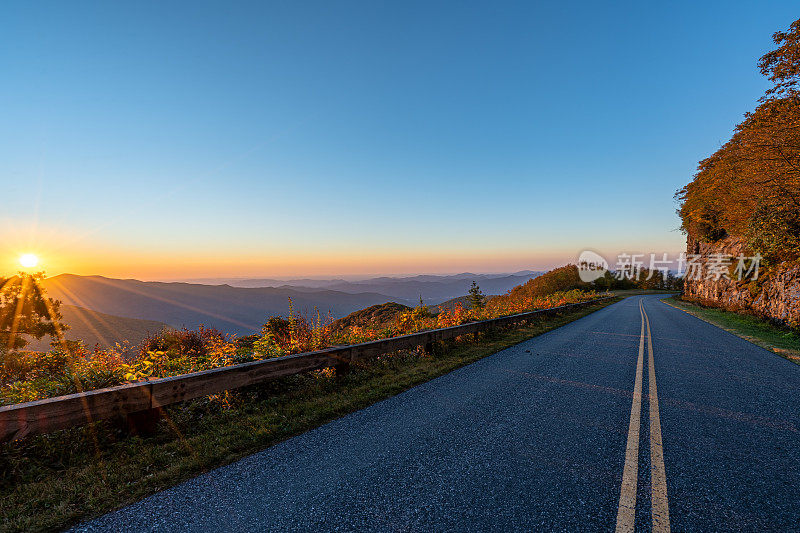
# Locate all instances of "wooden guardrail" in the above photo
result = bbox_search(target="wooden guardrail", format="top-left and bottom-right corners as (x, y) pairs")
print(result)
(0, 298), (611, 442)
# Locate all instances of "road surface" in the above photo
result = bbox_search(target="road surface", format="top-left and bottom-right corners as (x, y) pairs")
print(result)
(77, 296), (800, 531)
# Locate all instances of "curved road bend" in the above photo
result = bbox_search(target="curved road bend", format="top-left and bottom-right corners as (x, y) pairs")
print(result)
(77, 296), (800, 532)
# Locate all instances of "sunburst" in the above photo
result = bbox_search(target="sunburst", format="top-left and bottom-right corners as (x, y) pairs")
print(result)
(19, 254), (39, 269)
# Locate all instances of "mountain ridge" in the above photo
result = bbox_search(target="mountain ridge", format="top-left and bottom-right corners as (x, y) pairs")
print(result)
(37, 271), (545, 344)
(42, 274), (410, 336)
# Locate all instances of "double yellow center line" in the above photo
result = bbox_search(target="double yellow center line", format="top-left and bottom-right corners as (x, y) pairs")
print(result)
(615, 299), (671, 533)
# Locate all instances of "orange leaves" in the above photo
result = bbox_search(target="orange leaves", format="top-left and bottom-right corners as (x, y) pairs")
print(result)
(436, 303), (472, 328)
(484, 288), (599, 318)
(485, 265), (590, 315)
(395, 306), (435, 334)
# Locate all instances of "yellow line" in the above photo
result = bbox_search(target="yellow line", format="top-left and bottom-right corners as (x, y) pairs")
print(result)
(615, 299), (646, 532)
(643, 302), (671, 532)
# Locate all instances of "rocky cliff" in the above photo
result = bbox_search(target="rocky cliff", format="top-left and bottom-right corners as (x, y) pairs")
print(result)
(684, 235), (800, 327)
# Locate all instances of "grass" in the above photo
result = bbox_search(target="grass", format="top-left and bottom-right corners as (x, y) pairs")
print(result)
(0, 298), (619, 532)
(664, 296), (800, 364)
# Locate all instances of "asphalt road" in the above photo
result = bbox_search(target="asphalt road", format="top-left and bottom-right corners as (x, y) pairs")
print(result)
(76, 296), (800, 532)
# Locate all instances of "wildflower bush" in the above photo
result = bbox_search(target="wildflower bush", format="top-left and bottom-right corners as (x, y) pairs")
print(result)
(0, 282), (602, 406)
(0, 346), (128, 405)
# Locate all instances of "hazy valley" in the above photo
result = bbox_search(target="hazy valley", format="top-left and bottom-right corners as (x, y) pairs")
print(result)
(39, 271), (543, 346)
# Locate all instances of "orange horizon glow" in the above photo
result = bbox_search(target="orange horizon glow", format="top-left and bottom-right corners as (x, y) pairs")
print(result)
(2, 250), (571, 280)
(1, 207), (687, 280)
(3, 219), (685, 281)
(1, 244), (686, 281)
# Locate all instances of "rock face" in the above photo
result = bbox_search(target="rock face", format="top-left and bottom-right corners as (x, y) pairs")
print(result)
(684, 235), (800, 327)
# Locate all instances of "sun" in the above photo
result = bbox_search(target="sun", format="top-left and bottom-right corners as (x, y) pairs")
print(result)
(19, 254), (39, 269)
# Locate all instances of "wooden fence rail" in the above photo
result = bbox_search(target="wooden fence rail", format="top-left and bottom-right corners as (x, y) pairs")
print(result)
(0, 298), (611, 442)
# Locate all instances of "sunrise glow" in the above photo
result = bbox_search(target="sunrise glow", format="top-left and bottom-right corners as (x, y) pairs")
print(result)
(19, 253), (39, 269)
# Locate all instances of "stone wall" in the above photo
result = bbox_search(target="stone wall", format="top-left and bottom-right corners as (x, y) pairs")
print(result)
(683, 235), (800, 327)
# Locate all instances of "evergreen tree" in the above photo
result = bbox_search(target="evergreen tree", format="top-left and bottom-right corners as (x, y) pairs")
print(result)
(467, 281), (486, 309)
(0, 272), (66, 352)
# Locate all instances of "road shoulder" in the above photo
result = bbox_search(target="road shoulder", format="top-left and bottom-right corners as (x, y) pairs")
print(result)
(661, 296), (800, 364)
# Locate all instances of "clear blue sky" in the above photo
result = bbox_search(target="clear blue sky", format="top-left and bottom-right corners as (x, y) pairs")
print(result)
(1, 1), (797, 278)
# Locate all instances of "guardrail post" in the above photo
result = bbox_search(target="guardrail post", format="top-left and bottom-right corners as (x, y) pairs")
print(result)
(125, 407), (163, 436)
(334, 348), (352, 380)
(335, 361), (350, 379)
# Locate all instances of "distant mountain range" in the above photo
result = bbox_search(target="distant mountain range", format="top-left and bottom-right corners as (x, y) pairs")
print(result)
(38, 271), (544, 345)
(177, 271), (544, 302)
(42, 274), (408, 336)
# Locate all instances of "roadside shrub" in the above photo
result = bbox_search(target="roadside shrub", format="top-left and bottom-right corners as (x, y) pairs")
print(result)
(745, 204), (800, 263)
(0, 349), (71, 384)
(0, 345), (128, 405)
(139, 326), (225, 358)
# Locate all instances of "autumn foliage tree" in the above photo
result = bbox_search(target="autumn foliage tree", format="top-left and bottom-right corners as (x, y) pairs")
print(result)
(759, 18), (800, 100)
(677, 17), (800, 263)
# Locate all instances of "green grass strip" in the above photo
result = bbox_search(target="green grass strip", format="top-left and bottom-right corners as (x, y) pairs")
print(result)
(663, 296), (800, 364)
